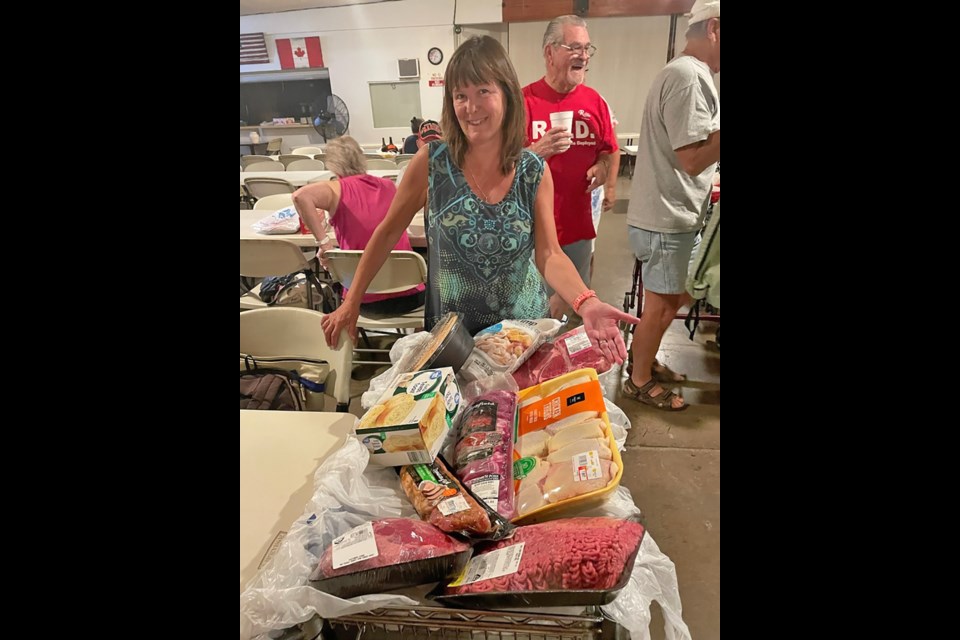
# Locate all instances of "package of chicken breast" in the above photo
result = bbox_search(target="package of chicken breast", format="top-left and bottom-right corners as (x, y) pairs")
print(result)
(511, 368), (623, 524)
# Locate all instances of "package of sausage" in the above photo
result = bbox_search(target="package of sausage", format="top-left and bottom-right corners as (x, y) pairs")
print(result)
(399, 455), (514, 541)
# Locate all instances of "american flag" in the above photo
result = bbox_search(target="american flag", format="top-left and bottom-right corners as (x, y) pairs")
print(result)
(240, 33), (269, 65)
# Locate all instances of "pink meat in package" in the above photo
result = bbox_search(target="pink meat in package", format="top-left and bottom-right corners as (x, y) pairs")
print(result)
(440, 517), (645, 595)
(452, 390), (517, 520)
(512, 326), (611, 389)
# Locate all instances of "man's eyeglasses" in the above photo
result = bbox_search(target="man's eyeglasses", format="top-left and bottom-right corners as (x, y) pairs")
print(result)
(557, 43), (597, 57)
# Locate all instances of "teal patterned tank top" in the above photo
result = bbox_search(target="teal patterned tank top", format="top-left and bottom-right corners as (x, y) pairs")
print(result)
(424, 142), (549, 334)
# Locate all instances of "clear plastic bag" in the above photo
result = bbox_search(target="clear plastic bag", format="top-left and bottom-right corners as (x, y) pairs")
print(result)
(360, 332), (432, 409)
(240, 438), (421, 640)
(251, 206), (300, 234)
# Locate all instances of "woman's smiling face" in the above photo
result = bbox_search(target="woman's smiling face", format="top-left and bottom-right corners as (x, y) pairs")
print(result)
(453, 81), (505, 146)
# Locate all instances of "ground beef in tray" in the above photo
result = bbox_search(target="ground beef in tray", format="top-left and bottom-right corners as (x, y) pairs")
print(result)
(445, 517), (644, 593)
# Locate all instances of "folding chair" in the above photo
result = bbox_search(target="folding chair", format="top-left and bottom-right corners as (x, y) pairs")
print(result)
(322, 249), (427, 365)
(240, 307), (352, 411)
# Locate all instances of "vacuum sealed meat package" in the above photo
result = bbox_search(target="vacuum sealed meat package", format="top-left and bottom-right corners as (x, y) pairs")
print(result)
(399, 456), (513, 540)
(309, 518), (471, 599)
(452, 389), (518, 520)
(512, 326), (612, 389)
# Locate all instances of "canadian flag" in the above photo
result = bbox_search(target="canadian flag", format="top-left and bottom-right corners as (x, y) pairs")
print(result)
(276, 37), (324, 69)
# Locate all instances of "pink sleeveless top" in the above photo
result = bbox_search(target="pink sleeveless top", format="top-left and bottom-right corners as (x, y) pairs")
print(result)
(330, 174), (425, 303)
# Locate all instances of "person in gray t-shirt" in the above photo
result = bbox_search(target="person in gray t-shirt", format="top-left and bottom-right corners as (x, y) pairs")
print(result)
(622, 0), (720, 411)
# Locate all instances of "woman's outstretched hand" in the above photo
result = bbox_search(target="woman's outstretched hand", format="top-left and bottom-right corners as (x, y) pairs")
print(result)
(577, 297), (639, 364)
(321, 303), (360, 349)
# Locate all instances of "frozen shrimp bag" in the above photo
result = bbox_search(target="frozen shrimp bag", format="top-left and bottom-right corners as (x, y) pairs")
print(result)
(459, 319), (562, 382)
(452, 389), (518, 520)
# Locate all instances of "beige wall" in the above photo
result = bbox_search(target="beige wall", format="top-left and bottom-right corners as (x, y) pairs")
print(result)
(510, 14), (718, 136)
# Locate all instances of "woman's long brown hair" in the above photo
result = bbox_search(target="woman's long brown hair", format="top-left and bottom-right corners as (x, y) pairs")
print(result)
(441, 36), (526, 176)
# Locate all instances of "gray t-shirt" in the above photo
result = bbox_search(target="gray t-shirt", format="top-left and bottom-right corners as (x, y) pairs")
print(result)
(626, 55), (720, 233)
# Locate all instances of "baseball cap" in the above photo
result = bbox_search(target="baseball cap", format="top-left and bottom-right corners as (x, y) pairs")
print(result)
(418, 120), (442, 143)
(686, 0), (719, 25)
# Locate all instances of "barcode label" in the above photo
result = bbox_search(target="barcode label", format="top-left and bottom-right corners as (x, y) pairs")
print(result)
(331, 521), (379, 569)
(563, 329), (592, 355)
(572, 449), (602, 481)
(449, 542), (525, 587)
(468, 474), (500, 513)
(407, 450), (429, 463)
(436, 494), (470, 516)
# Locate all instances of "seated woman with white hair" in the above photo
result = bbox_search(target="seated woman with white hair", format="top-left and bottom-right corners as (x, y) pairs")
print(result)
(292, 136), (425, 315)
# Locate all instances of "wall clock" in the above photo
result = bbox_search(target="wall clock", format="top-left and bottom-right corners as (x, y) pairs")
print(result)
(428, 47), (443, 65)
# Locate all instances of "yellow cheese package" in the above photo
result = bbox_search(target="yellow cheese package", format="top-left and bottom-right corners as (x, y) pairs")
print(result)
(511, 368), (622, 523)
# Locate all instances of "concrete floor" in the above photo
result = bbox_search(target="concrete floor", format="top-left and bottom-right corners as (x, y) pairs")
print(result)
(338, 175), (720, 640)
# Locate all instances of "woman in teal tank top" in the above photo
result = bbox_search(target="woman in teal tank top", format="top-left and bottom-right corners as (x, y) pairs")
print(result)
(320, 36), (637, 363)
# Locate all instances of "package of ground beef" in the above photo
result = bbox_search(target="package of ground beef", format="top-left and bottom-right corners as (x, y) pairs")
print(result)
(452, 390), (518, 520)
(430, 517), (645, 607)
(309, 518), (472, 599)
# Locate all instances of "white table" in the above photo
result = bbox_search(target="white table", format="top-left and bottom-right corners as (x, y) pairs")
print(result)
(240, 409), (357, 592)
(241, 209), (426, 248)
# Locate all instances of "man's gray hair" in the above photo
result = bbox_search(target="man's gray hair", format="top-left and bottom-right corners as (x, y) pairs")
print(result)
(542, 15), (587, 49)
(685, 17), (716, 40)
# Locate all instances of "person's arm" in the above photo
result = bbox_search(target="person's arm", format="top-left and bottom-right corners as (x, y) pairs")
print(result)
(585, 152), (613, 193)
(292, 180), (340, 244)
(602, 151), (620, 210)
(674, 129), (720, 176)
(319, 148), (428, 348)
(532, 164), (638, 363)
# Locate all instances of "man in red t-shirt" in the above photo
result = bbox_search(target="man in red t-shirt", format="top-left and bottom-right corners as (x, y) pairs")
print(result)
(524, 14), (618, 319)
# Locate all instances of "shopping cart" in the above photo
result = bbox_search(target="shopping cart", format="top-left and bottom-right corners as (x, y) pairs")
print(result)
(275, 605), (627, 640)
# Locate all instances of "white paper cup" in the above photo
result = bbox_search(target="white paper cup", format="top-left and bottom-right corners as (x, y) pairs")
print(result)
(550, 110), (574, 132)
(549, 111), (573, 152)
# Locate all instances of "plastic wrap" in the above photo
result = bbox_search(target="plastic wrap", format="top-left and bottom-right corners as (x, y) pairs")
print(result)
(453, 388), (518, 520)
(460, 319), (563, 382)
(308, 518), (472, 599)
(429, 517), (645, 608)
(240, 438), (422, 640)
(401, 312), (474, 373)
(512, 326), (612, 389)
(360, 332), (432, 410)
(604, 398), (631, 451)
(513, 370), (622, 522)
(251, 206), (300, 234)
(399, 455), (514, 540)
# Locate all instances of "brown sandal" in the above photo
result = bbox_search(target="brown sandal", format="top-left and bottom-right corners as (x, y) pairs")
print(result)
(622, 378), (689, 411)
(651, 359), (687, 383)
(625, 358), (687, 384)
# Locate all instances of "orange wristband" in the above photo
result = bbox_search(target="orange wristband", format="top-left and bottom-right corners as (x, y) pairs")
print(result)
(572, 289), (597, 313)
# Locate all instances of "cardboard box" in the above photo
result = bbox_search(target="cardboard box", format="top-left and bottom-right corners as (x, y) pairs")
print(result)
(356, 367), (461, 466)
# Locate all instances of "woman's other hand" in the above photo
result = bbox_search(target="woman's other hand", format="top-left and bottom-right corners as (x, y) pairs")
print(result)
(578, 297), (638, 364)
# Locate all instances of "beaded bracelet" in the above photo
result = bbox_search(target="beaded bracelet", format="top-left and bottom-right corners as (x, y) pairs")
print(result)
(572, 289), (597, 313)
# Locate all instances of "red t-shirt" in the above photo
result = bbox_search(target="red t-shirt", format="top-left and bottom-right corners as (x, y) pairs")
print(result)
(523, 78), (618, 245)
